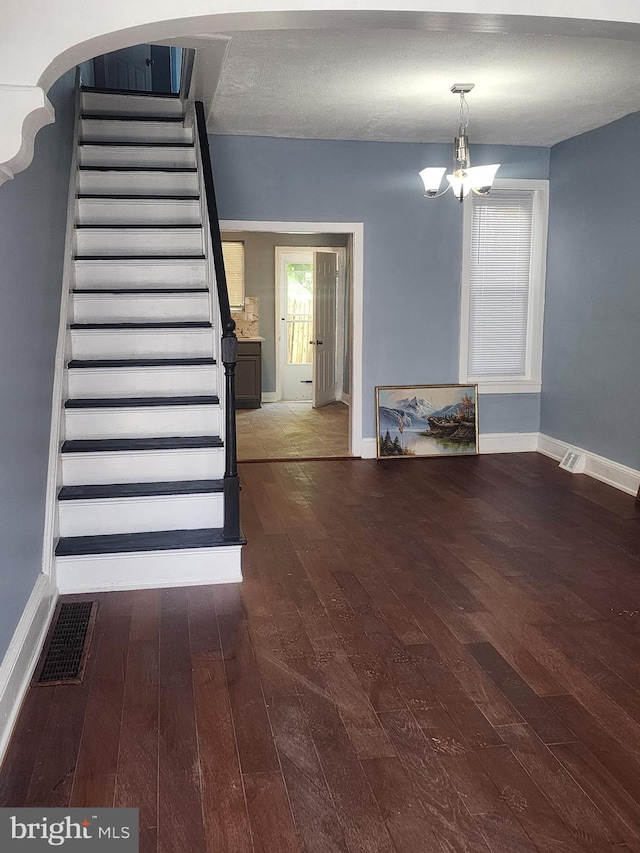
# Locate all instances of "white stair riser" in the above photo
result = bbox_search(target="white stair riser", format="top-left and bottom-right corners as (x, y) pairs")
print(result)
(75, 259), (207, 288)
(72, 293), (210, 324)
(78, 170), (198, 196)
(80, 119), (192, 144)
(79, 145), (195, 169)
(56, 546), (242, 594)
(65, 405), (221, 440)
(75, 228), (202, 257)
(70, 329), (214, 359)
(59, 492), (224, 537)
(76, 198), (201, 226)
(62, 447), (225, 485)
(68, 365), (217, 398)
(82, 92), (184, 118)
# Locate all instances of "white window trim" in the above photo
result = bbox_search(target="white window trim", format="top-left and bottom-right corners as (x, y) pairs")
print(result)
(459, 178), (549, 395)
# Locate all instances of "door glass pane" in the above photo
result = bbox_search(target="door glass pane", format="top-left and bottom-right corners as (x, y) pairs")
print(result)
(286, 262), (313, 365)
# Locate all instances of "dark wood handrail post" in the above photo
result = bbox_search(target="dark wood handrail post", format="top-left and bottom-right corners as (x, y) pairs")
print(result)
(194, 101), (241, 542)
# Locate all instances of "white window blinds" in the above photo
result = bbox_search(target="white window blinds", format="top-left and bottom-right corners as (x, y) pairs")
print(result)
(467, 191), (534, 377)
(221, 241), (245, 310)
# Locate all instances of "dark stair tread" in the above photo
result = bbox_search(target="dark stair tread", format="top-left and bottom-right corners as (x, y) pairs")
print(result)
(74, 255), (206, 261)
(76, 194), (199, 200)
(58, 479), (224, 500)
(65, 395), (219, 408)
(80, 114), (185, 122)
(68, 358), (215, 368)
(55, 527), (244, 557)
(72, 288), (208, 294)
(61, 436), (223, 453)
(78, 165), (196, 173)
(79, 141), (193, 148)
(81, 86), (180, 98)
(75, 224), (201, 229)
(70, 321), (211, 329)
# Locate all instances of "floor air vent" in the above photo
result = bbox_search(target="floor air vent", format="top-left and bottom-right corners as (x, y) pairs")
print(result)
(33, 601), (98, 685)
(559, 449), (586, 474)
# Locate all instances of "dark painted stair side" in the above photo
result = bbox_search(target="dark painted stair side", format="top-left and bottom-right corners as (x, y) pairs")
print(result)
(64, 395), (219, 408)
(55, 527), (245, 557)
(61, 436), (223, 453)
(68, 357), (215, 368)
(72, 288), (208, 294)
(70, 322), (211, 329)
(58, 479), (224, 501)
(80, 114), (185, 122)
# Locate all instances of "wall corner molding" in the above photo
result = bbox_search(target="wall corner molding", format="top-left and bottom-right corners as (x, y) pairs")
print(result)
(0, 85), (54, 187)
(0, 574), (57, 764)
(537, 433), (640, 495)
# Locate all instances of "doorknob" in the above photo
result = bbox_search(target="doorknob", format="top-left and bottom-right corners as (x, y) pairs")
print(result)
(145, 58), (155, 66)
(309, 340), (324, 345)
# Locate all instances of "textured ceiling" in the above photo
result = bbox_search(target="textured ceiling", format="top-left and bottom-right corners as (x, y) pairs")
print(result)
(208, 29), (640, 146)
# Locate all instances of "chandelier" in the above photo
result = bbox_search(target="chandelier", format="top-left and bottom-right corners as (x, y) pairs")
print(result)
(419, 84), (500, 203)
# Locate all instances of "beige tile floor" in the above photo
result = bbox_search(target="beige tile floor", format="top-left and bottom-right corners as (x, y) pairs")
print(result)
(236, 401), (350, 460)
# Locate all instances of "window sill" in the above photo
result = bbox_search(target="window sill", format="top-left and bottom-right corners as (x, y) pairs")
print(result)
(465, 380), (542, 395)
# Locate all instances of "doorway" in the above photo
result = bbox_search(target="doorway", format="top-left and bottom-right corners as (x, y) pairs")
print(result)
(276, 247), (345, 406)
(221, 221), (363, 459)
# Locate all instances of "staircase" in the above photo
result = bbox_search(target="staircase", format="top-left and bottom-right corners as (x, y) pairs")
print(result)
(54, 89), (243, 593)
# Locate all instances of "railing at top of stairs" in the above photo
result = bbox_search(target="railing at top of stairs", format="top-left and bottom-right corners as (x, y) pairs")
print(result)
(194, 101), (240, 542)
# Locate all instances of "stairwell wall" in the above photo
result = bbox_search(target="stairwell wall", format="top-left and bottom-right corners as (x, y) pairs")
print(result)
(0, 71), (75, 661)
(209, 134), (549, 441)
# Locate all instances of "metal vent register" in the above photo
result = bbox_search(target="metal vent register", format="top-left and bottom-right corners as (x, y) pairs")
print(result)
(33, 601), (98, 685)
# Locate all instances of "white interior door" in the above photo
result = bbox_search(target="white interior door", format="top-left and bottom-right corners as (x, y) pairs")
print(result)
(104, 46), (153, 91)
(313, 251), (338, 408)
(279, 251), (313, 401)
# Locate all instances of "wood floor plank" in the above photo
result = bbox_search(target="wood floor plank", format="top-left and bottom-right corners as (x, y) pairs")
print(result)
(466, 641), (575, 744)
(158, 587), (207, 853)
(269, 695), (350, 853)
(114, 589), (160, 853)
(220, 614), (280, 776)
(71, 592), (133, 807)
(298, 691), (396, 853)
(192, 658), (253, 853)
(497, 722), (621, 847)
(0, 686), (53, 806)
(377, 709), (492, 853)
(243, 771), (302, 853)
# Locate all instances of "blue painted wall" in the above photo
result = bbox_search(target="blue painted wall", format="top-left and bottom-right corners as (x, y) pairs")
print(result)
(0, 72), (75, 660)
(543, 112), (640, 469)
(210, 134), (549, 439)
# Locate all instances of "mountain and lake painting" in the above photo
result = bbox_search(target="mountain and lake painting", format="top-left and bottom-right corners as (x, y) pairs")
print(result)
(376, 384), (478, 458)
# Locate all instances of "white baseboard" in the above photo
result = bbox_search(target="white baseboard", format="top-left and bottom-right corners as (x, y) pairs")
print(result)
(479, 432), (539, 454)
(340, 392), (350, 406)
(261, 392), (278, 403)
(360, 437), (377, 458)
(361, 431), (537, 460)
(0, 574), (57, 764)
(538, 433), (640, 496)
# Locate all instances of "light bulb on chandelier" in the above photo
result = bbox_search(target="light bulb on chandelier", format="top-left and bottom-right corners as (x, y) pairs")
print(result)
(419, 84), (500, 203)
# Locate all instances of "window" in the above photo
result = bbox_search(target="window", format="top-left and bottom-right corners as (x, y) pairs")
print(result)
(459, 180), (548, 394)
(221, 241), (245, 310)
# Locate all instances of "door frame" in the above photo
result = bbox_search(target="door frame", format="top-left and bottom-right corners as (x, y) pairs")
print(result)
(220, 220), (364, 457)
(274, 246), (346, 405)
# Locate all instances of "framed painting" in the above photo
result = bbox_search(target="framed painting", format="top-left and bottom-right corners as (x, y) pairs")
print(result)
(375, 384), (479, 459)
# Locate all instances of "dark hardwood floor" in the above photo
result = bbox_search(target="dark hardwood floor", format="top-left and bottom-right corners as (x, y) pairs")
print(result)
(2, 453), (640, 852)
